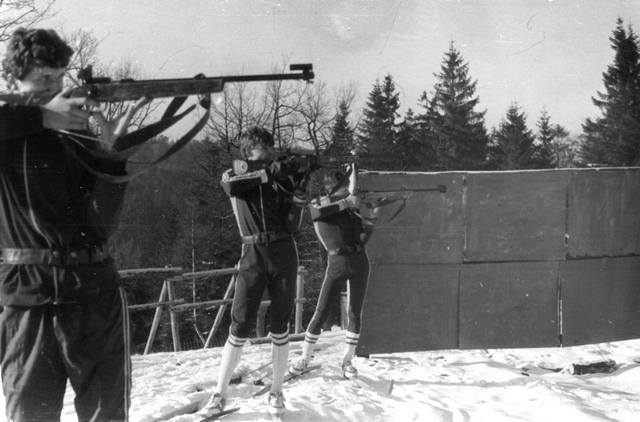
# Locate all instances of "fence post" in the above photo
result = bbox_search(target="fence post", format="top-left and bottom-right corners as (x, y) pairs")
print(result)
(204, 274), (236, 348)
(167, 278), (181, 352)
(295, 266), (306, 334)
(144, 281), (168, 355)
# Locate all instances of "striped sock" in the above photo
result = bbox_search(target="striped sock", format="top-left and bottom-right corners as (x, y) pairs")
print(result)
(271, 329), (290, 393)
(216, 334), (247, 396)
(342, 331), (360, 364)
(301, 332), (320, 362)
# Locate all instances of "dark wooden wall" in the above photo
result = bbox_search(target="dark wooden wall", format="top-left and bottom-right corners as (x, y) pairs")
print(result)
(356, 168), (640, 355)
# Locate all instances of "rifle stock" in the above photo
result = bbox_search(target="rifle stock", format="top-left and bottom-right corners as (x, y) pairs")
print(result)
(0, 63), (314, 106)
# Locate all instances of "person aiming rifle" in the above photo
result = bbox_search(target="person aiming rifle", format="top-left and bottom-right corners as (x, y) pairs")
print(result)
(201, 127), (308, 418)
(0, 27), (151, 422)
(290, 163), (379, 380)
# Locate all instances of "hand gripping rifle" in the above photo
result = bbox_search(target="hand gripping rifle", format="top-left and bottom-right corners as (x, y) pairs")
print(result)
(0, 64), (314, 183)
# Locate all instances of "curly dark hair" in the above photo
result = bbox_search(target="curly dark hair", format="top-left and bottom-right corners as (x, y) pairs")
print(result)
(239, 126), (275, 159)
(2, 27), (74, 81)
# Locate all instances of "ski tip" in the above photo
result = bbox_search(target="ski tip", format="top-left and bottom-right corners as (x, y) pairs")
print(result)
(198, 407), (241, 422)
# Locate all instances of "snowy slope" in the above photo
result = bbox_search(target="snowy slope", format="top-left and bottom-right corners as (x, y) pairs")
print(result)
(5, 329), (640, 421)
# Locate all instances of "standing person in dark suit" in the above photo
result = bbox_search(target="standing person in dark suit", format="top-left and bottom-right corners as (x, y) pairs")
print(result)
(290, 164), (378, 379)
(0, 27), (149, 422)
(201, 127), (307, 418)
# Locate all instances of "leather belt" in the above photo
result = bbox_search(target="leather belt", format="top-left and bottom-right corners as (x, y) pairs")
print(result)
(327, 244), (365, 256)
(2, 245), (110, 266)
(241, 231), (292, 245)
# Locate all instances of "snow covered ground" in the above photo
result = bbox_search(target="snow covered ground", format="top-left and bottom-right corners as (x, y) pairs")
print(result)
(4, 328), (640, 421)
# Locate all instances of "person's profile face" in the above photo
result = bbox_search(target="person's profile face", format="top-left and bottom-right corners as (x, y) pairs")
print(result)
(15, 67), (65, 94)
(248, 144), (274, 161)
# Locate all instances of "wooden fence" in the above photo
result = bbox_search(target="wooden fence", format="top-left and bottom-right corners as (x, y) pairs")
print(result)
(121, 266), (308, 355)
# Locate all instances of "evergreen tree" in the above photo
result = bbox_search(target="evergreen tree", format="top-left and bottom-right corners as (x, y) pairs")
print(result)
(581, 18), (640, 166)
(357, 74), (400, 169)
(327, 100), (356, 155)
(489, 103), (537, 170)
(419, 42), (489, 170)
(395, 108), (437, 170)
(535, 108), (557, 168)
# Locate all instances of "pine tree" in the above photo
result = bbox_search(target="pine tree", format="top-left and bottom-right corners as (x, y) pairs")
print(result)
(419, 42), (489, 170)
(581, 18), (640, 166)
(489, 103), (537, 170)
(394, 108), (435, 170)
(327, 100), (356, 155)
(357, 74), (400, 169)
(535, 108), (557, 169)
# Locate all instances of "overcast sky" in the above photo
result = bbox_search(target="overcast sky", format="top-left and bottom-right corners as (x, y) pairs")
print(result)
(32, 0), (640, 137)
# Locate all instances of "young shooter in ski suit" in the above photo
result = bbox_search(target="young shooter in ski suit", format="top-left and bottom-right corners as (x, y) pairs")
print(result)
(0, 28), (149, 422)
(290, 165), (378, 379)
(201, 127), (307, 417)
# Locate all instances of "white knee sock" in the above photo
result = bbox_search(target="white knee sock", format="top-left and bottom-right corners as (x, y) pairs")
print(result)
(216, 334), (246, 397)
(342, 331), (360, 364)
(301, 332), (320, 362)
(270, 330), (290, 393)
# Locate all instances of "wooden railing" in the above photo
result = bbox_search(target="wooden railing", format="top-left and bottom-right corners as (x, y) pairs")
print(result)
(121, 266), (308, 355)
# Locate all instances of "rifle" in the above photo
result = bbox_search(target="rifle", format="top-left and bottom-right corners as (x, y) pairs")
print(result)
(0, 63), (314, 105)
(231, 153), (395, 176)
(0, 64), (313, 184)
(357, 186), (447, 222)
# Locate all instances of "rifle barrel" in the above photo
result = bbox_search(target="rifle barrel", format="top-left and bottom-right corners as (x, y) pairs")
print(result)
(0, 63), (314, 105)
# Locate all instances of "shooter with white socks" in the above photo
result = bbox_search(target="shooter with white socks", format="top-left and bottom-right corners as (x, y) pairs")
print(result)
(290, 164), (377, 379)
(201, 127), (306, 417)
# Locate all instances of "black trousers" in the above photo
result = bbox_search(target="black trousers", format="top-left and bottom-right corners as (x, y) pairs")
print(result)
(0, 287), (131, 422)
(230, 238), (299, 338)
(307, 250), (370, 336)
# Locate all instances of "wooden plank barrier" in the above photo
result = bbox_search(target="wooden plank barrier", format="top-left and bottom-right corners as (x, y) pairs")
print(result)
(356, 168), (640, 355)
(127, 266), (308, 354)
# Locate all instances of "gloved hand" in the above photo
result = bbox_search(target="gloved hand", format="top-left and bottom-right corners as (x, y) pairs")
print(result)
(360, 204), (380, 226)
(266, 159), (301, 180)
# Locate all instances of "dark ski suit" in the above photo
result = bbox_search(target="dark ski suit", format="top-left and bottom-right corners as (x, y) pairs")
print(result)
(306, 195), (373, 335)
(0, 103), (131, 422)
(220, 162), (304, 339)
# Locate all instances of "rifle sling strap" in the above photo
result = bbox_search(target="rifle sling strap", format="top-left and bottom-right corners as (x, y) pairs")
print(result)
(63, 94), (210, 183)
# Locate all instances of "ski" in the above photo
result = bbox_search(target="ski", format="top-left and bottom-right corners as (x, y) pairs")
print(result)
(198, 406), (240, 422)
(231, 360), (272, 385)
(253, 364), (322, 397)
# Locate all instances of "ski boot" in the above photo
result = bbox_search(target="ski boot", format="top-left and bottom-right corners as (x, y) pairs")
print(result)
(200, 392), (226, 417)
(342, 360), (358, 380)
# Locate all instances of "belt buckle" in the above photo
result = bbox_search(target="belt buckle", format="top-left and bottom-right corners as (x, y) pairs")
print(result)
(50, 250), (63, 266)
(67, 249), (80, 265)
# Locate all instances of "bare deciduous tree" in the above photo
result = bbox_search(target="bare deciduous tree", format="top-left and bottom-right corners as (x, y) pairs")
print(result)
(0, 0), (56, 43)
